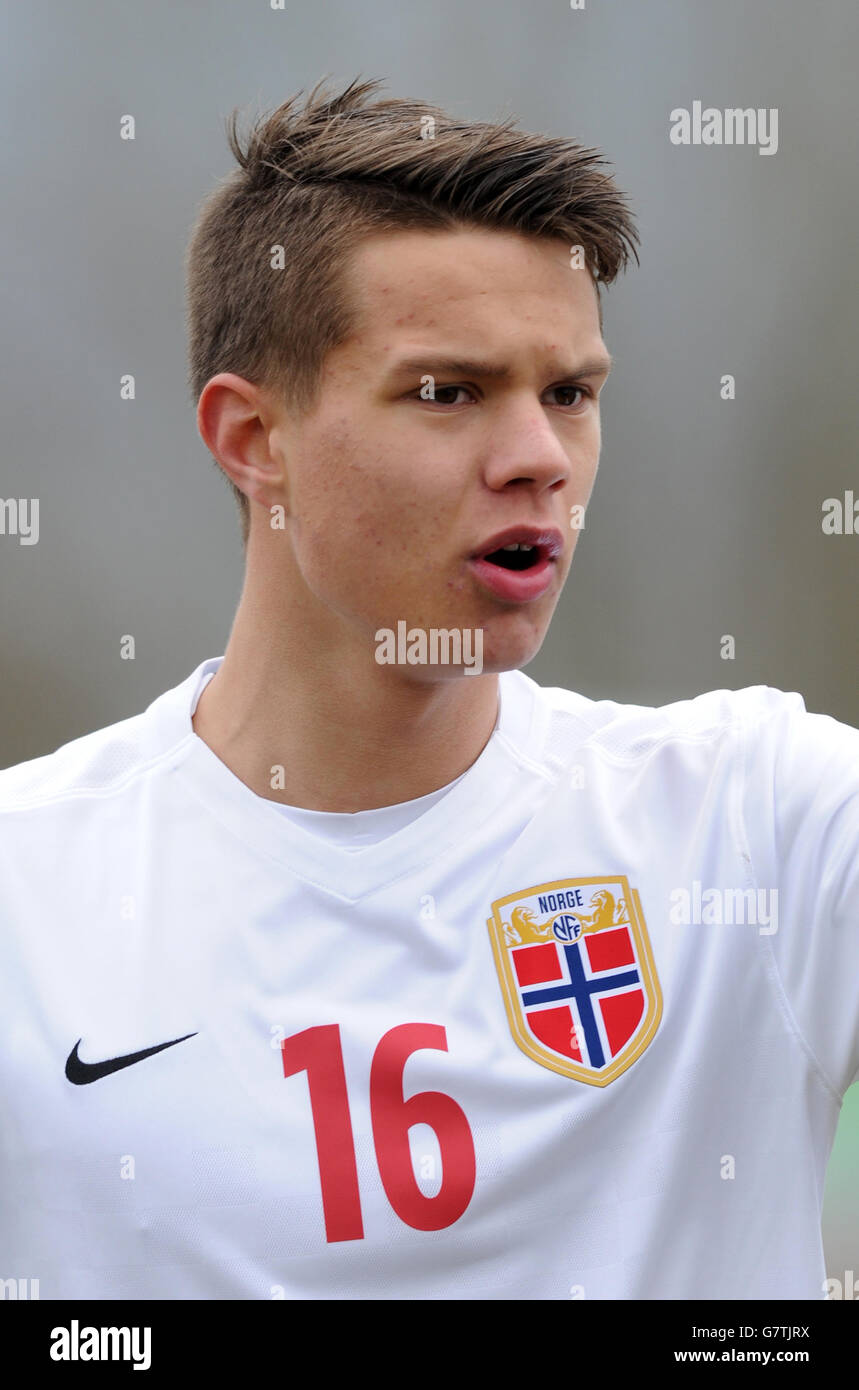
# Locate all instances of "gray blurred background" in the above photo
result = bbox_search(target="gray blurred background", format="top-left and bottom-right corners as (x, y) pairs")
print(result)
(2, 0), (857, 1286)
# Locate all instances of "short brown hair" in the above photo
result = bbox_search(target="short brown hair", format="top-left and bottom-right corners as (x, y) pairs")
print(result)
(185, 77), (640, 547)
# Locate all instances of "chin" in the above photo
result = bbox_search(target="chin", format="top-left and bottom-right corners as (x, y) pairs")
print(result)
(477, 623), (549, 674)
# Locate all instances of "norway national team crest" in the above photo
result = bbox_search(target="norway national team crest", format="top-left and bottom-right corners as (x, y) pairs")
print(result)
(487, 876), (662, 1086)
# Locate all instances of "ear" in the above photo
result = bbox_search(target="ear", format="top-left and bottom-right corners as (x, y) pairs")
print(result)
(197, 373), (286, 512)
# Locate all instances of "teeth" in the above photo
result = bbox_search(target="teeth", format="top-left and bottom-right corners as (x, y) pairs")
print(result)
(501, 542), (535, 551)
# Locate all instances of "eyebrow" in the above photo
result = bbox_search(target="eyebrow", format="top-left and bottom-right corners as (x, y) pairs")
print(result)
(384, 353), (614, 382)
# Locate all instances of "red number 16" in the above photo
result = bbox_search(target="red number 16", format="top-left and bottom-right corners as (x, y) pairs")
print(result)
(281, 1022), (476, 1243)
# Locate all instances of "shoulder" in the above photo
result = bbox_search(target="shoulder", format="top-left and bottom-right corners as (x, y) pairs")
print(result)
(0, 712), (153, 817)
(0, 697), (192, 822)
(0, 659), (213, 819)
(515, 673), (814, 770)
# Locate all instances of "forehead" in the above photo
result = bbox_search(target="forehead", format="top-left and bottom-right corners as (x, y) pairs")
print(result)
(340, 226), (602, 353)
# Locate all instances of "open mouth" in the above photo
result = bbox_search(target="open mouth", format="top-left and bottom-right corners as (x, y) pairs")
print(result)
(482, 542), (541, 572)
(468, 527), (563, 603)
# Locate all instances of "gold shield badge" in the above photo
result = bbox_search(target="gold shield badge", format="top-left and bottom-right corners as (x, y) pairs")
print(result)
(487, 876), (662, 1086)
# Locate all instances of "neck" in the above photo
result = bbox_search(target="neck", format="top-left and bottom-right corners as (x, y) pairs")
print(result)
(191, 562), (500, 813)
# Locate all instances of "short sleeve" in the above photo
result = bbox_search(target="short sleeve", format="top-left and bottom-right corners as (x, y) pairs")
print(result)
(738, 688), (859, 1098)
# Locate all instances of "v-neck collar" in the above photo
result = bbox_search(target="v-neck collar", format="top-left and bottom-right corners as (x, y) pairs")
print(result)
(144, 656), (550, 901)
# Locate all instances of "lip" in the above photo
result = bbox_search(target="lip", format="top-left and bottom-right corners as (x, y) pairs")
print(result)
(468, 525), (565, 604)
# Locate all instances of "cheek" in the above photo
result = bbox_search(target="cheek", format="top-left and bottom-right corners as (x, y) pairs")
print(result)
(573, 418), (601, 484)
(286, 451), (420, 597)
(283, 412), (465, 602)
(286, 427), (369, 538)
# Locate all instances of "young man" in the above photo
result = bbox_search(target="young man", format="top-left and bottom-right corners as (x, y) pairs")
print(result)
(1, 78), (856, 1301)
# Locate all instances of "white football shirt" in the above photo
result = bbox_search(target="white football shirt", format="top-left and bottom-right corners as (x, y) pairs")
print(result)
(1, 655), (857, 1300)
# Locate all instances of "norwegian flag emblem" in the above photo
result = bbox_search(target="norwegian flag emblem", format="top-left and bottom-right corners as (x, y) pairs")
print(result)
(487, 877), (662, 1086)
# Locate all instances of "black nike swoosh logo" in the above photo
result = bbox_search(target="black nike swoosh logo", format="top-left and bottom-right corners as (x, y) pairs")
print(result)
(65, 1032), (197, 1085)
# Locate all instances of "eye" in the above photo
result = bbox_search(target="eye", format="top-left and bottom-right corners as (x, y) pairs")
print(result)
(545, 384), (592, 409)
(414, 384), (475, 407)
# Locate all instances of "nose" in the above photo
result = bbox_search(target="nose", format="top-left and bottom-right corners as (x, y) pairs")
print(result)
(481, 397), (576, 494)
